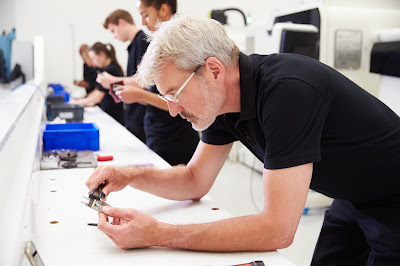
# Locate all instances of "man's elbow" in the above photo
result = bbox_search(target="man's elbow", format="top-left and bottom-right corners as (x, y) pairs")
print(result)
(189, 190), (208, 201)
(256, 234), (294, 252)
(274, 225), (296, 250)
(277, 233), (295, 249)
(258, 219), (297, 251)
(187, 171), (213, 201)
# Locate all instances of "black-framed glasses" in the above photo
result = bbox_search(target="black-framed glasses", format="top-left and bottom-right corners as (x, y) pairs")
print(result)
(158, 65), (202, 103)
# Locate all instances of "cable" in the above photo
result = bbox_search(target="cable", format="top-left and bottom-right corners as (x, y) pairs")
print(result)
(210, 8), (248, 26)
(223, 8), (247, 26)
(249, 155), (261, 213)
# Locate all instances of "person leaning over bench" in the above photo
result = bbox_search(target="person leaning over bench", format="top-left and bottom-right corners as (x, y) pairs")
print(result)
(86, 15), (400, 265)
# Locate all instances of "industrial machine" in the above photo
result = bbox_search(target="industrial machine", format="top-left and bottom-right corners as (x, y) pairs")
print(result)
(268, 0), (400, 103)
(265, 0), (400, 210)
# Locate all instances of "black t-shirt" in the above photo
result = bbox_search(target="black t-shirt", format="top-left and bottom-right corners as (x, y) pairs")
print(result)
(144, 85), (200, 139)
(96, 62), (125, 125)
(125, 30), (148, 133)
(202, 52), (400, 202)
(144, 86), (200, 165)
(83, 63), (97, 94)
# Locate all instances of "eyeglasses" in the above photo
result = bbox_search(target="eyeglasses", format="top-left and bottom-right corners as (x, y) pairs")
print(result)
(158, 65), (202, 103)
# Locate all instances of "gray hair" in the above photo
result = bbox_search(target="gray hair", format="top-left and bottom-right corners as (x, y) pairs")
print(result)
(136, 15), (240, 87)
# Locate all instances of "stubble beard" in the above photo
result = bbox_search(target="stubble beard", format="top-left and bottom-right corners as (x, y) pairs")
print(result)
(180, 78), (225, 131)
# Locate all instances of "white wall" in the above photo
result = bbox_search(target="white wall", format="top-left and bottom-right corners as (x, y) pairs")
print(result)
(0, 0), (16, 33)
(2, 0), (304, 87)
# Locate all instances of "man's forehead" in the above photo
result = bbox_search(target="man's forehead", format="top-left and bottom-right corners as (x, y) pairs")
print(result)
(157, 61), (179, 77)
(155, 62), (182, 93)
(108, 23), (117, 30)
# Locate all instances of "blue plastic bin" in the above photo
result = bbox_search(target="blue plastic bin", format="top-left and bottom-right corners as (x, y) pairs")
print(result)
(43, 123), (99, 151)
(47, 83), (69, 102)
(48, 83), (65, 92)
(53, 91), (70, 102)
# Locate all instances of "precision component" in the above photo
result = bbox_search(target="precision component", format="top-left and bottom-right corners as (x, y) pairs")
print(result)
(62, 161), (92, 168)
(81, 183), (111, 212)
(55, 149), (78, 161)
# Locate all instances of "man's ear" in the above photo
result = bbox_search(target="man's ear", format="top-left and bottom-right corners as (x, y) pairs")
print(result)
(205, 57), (224, 82)
(117, 18), (126, 26)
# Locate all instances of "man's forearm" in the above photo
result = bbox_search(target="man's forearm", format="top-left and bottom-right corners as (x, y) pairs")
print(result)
(120, 165), (208, 201)
(156, 213), (293, 252)
(123, 76), (140, 87)
(137, 90), (169, 111)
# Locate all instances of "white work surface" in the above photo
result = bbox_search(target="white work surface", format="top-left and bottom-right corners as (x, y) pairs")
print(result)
(34, 106), (294, 266)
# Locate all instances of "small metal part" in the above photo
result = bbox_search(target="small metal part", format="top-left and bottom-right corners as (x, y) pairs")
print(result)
(54, 149), (78, 161)
(81, 183), (111, 212)
(62, 161), (92, 168)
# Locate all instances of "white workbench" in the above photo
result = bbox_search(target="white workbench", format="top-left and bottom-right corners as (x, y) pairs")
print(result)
(33, 106), (294, 266)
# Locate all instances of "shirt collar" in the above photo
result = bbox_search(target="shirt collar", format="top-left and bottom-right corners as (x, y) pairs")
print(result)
(238, 52), (257, 121)
(127, 40), (134, 52)
(127, 30), (143, 52)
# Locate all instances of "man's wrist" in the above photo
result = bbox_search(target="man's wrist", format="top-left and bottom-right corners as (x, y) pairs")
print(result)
(155, 222), (183, 249)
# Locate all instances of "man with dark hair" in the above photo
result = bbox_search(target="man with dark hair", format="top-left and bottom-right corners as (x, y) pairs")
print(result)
(103, 9), (135, 28)
(98, 2), (199, 166)
(102, 9), (147, 142)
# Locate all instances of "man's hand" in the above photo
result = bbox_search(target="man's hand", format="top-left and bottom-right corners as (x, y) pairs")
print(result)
(96, 72), (119, 89)
(86, 165), (132, 197)
(98, 206), (162, 249)
(115, 85), (145, 104)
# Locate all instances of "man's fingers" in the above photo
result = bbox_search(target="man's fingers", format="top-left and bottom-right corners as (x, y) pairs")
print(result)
(87, 166), (114, 196)
(112, 217), (120, 225)
(98, 167), (112, 196)
(98, 212), (116, 235)
(86, 165), (104, 188)
(102, 206), (135, 220)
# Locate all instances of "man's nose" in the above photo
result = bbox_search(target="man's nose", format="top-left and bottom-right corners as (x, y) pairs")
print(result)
(167, 101), (183, 117)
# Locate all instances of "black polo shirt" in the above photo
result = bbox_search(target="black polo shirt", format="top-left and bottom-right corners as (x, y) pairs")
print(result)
(202, 52), (400, 202)
(125, 30), (148, 142)
(96, 62), (125, 125)
(127, 30), (148, 76)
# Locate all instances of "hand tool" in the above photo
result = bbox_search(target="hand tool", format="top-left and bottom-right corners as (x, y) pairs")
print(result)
(81, 182), (111, 212)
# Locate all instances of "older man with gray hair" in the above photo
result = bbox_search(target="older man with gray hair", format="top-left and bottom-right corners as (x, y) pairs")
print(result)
(86, 15), (400, 265)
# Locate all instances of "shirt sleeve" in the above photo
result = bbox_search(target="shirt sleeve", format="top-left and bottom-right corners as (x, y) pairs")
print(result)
(261, 78), (330, 169)
(97, 64), (123, 93)
(96, 82), (107, 93)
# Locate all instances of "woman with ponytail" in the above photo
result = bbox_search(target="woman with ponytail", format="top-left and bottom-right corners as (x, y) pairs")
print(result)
(72, 42), (125, 125)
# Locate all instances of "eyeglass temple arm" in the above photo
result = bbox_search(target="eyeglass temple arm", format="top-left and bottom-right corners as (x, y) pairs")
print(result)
(173, 65), (202, 97)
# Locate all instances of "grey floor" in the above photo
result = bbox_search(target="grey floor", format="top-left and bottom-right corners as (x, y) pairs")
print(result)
(208, 159), (328, 266)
